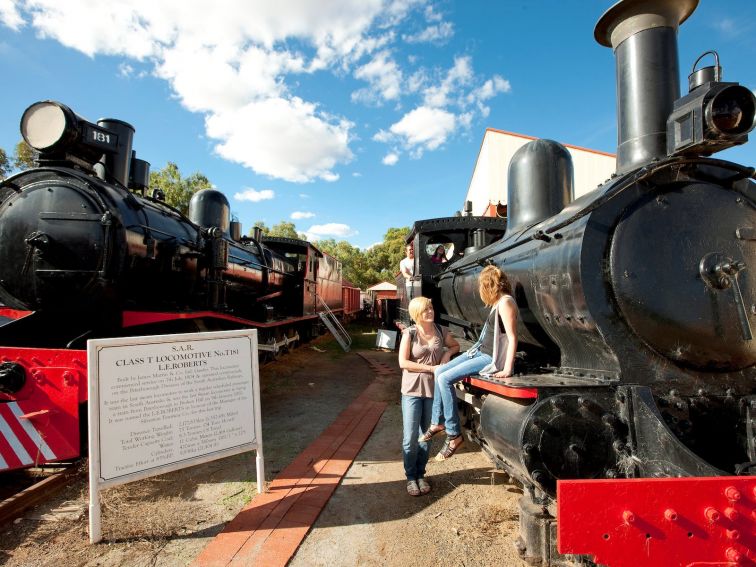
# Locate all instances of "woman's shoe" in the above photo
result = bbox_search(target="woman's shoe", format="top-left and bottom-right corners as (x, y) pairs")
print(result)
(417, 478), (431, 495)
(435, 435), (464, 461)
(407, 480), (420, 497)
(418, 424), (446, 443)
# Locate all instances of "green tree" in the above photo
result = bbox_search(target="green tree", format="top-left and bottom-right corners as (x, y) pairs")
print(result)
(363, 226), (411, 283)
(315, 226), (409, 289)
(249, 221), (269, 236)
(13, 140), (36, 171)
(317, 238), (372, 288)
(268, 221), (303, 239)
(149, 162), (212, 214)
(0, 148), (9, 180)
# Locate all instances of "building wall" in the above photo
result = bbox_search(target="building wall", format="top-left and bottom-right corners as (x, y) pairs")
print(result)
(465, 129), (616, 217)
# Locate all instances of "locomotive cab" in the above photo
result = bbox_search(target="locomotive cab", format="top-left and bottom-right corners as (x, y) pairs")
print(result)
(397, 216), (506, 338)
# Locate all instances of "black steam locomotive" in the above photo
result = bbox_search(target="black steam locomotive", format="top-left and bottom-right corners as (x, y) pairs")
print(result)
(400, 1), (755, 565)
(0, 100), (345, 348)
(0, 99), (352, 474)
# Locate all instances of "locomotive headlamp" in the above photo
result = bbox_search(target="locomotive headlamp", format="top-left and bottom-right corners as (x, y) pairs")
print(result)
(667, 52), (756, 156)
(20, 100), (119, 163)
(707, 86), (754, 135)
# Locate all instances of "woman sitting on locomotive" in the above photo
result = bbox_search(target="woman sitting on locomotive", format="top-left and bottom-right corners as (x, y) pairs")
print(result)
(398, 296), (459, 496)
(420, 265), (519, 460)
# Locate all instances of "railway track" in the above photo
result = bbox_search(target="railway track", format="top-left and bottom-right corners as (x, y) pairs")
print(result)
(0, 463), (81, 526)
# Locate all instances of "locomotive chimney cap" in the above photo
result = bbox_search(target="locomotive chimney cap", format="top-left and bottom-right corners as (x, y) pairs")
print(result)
(595, 0), (698, 48)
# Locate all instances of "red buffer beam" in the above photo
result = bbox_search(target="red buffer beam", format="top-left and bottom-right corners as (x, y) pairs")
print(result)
(0, 347), (86, 471)
(558, 477), (755, 567)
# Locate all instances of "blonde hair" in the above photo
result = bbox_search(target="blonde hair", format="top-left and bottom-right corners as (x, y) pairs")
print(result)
(408, 296), (433, 322)
(478, 265), (512, 306)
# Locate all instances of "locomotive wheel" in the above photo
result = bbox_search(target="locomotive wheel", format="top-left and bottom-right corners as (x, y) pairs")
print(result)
(521, 393), (619, 494)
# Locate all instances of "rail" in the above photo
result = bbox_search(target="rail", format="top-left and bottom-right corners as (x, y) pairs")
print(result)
(316, 296), (352, 352)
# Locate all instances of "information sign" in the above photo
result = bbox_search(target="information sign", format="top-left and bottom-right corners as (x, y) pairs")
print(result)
(87, 329), (263, 543)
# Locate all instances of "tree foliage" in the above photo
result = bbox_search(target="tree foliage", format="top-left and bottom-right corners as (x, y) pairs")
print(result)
(313, 226), (410, 289)
(13, 140), (36, 171)
(0, 148), (9, 180)
(250, 217), (410, 289)
(149, 162), (212, 214)
(249, 221), (269, 236)
(268, 221), (304, 239)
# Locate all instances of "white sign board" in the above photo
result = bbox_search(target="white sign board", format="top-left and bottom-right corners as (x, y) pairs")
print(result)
(376, 329), (397, 349)
(87, 329), (264, 543)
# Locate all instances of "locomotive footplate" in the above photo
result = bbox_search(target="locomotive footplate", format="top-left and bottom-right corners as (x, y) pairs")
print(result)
(466, 371), (619, 391)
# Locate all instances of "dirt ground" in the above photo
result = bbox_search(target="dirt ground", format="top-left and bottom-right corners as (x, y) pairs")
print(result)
(0, 328), (527, 567)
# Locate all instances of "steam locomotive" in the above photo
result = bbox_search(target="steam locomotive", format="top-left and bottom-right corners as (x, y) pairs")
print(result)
(0, 100), (358, 473)
(399, 1), (755, 565)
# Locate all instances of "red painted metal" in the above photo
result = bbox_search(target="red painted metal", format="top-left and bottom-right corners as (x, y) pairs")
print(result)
(0, 347), (86, 471)
(0, 308), (32, 321)
(464, 376), (538, 399)
(121, 310), (320, 329)
(558, 477), (756, 567)
(342, 285), (361, 315)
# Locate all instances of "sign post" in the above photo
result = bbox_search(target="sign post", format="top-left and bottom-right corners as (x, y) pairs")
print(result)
(87, 329), (263, 543)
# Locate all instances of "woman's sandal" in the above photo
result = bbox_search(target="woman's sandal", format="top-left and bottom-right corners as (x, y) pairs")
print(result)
(434, 435), (464, 461)
(417, 478), (431, 495)
(407, 480), (420, 497)
(418, 425), (446, 443)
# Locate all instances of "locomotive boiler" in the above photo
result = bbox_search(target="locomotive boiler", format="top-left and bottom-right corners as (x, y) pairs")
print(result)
(401, 1), (755, 565)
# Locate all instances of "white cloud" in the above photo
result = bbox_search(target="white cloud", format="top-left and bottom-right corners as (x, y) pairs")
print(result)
(6, 0), (511, 177)
(467, 75), (511, 116)
(403, 22), (453, 44)
(375, 106), (456, 155)
(233, 188), (275, 202)
(117, 62), (148, 79)
(382, 152), (399, 165)
(713, 18), (737, 36)
(207, 97), (353, 183)
(423, 56), (473, 108)
(5, 0), (408, 183)
(299, 193), (310, 199)
(118, 62), (134, 78)
(0, 0), (23, 30)
(306, 223), (357, 238)
(373, 56), (511, 159)
(291, 211), (315, 219)
(351, 50), (403, 104)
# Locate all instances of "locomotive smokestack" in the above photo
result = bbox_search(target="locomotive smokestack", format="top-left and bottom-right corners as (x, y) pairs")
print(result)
(595, 0), (698, 174)
(95, 118), (134, 187)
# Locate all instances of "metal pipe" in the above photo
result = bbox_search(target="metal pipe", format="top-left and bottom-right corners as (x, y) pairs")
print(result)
(595, 0), (698, 174)
(95, 118), (134, 187)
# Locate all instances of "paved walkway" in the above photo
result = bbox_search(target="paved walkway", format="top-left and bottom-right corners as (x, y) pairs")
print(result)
(191, 353), (391, 567)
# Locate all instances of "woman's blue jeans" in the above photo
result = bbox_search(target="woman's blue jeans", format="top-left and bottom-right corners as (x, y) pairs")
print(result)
(431, 351), (492, 437)
(401, 394), (433, 480)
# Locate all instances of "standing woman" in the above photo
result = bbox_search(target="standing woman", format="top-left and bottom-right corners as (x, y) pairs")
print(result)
(420, 265), (518, 460)
(399, 296), (459, 496)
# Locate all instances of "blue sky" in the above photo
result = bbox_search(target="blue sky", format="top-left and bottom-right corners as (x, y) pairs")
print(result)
(1, 1), (754, 249)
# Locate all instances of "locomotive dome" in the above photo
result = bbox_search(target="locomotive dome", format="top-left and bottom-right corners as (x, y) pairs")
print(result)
(189, 189), (231, 234)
